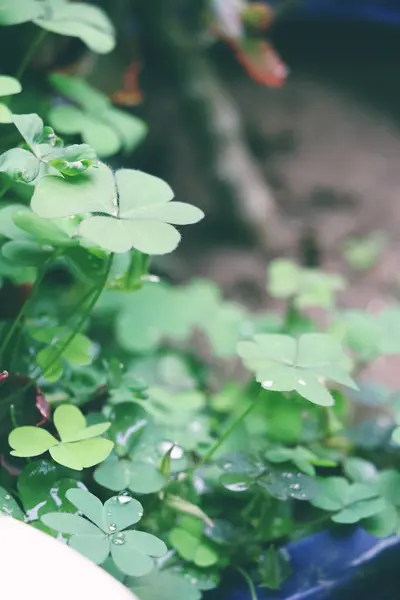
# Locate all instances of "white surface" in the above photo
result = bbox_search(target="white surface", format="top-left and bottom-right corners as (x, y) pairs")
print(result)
(0, 516), (138, 599)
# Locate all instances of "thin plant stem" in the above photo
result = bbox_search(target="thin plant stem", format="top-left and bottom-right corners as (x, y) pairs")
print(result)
(38, 254), (114, 379)
(15, 30), (47, 79)
(2, 254), (113, 405)
(0, 181), (12, 202)
(236, 567), (259, 600)
(192, 393), (261, 473)
(0, 251), (60, 363)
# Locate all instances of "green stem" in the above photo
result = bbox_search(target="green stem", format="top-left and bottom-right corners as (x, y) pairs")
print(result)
(125, 251), (149, 289)
(39, 254), (113, 379)
(194, 394), (260, 471)
(0, 181), (12, 202)
(15, 30), (47, 80)
(236, 568), (259, 600)
(0, 252), (59, 364)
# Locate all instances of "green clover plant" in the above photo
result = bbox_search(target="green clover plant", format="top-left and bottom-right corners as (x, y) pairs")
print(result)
(267, 259), (345, 309)
(0, 75), (21, 123)
(31, 163), (204, 254)
(49, 75), (147, 157)
(9, 404), (113, 470)
(237, 333), (357, 406)
(42, 488), (167, 576)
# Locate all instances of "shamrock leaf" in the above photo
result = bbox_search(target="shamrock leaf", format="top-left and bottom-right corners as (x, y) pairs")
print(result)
(237, 333), (357, 406)
(129, 569), (202, 600)
(339, 308), (400, 359)
(49, 74), (147, 157)
(31, 164), (203, 254)
(34, 0), (115, 54)
(115, 279), (247, 357)
(0, 113), (96, 184)
(310, 477), (386, 524)
(42, 489), (167, 576)
(267, 259), (345, 309)
(0, 0), (43, 25)
(265, 446), (335, 477)
(0, 75), (21, 123)
(169, 518), (219, 568)
(29, 325), (95, 382)
(343, 232), (387, 271)
(94, 454), (166, 495)
(9, 404), (113, 470)
(259, 545), (291, 590)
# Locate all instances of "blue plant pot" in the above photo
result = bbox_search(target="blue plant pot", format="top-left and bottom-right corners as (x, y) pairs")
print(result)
(218, 528), (400, 600)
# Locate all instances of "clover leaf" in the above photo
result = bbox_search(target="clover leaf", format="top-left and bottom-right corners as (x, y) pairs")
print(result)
(339, 308), (400, 360)
(41, 488), (167, 576)
(169, 517), (219, 568)
(31, 164), (203, 254)
(94, 454), (166, 495)
(310, 477), (386, 523)
(115, 279), (247, 357)
(343, 232), (387, 271)
(0, 0), (43, 25)
(265, 446), (335, 477)
(29, 325), (95, 381)
(129, 569), (202, 600)
(0, 113), (97, 184)
(267, 259), (345, 309)
(9, 404), (113, 470)
(0, 75), (21, 123)
(49, 74), (147, 157)
(237, 333), (357, 406)
(34, 0), (115, 54)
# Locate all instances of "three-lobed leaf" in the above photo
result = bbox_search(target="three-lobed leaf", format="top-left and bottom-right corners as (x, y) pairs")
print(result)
(9, 404), (113, 470)
(237, 333), (357, 406)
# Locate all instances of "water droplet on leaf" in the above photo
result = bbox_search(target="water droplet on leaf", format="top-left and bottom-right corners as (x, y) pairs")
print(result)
(117, 491), (132, 505)
(109, 523), (117, 533)
(112, 532), (125, 545)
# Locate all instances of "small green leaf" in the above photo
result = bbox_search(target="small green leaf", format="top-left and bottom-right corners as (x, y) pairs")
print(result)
(69, 534), (109, 564)
(0, 75), (21, 97)
(13, 210), (77, 246)
(42, 512), (102, 535)
(104, 495), (144, 532)
(344, 457), (378, 483)
(0, 487), (25, 520)
(35, 1), (115, 54)
(1, 240), (53, 266)
(13, 113), (44, 147)
(9, 427), (57, 457)
(130, 570), (202, 600)
(259, 545), (291, 590)
(311, 477), (349, 512)
(0, 148), (41, 183)
(0, 102), (12, 123)
(49, 438), (114, 470)
(66, 488), (105, 530)
(0, 0), (43, 25)
(95, 458), (165, 494)
(238, 333), (356, 406)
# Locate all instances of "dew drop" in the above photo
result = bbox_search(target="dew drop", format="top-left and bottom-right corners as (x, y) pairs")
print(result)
(298, 379), (306, 386)
(262, 380), (273, 389)
(117, 491), (132, 505)
(291, 483), (300, 490)
(138, 511), (144, 518)
(190, 577), (198, 585)
(107, 509), (112, 516)
(223, 462), (233, 470)
(109, 523), (117, 533)
(4, 494), (11, 501)
(112, 532), (125, 545)
(224, 481), (250, 493)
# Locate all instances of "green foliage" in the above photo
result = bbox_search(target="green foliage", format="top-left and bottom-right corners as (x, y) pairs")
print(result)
(0, 0), (115, 53)
(49, 75), (146, 157)
(0, 3), (400, 599)
(9, 405), (113, 470)
(267, 259), (345, 309)
(237, 333), (357, 406)
(42, 488), (167, 576)
(31, 164), (204, 254)
(343, 232), (387, 271)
